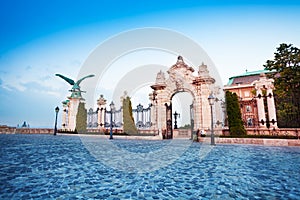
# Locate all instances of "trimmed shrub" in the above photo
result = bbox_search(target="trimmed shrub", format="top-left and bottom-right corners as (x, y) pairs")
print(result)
(123, 96), (138, 134)
(225, 91), (246, 136)
(75, 102), (87, 133)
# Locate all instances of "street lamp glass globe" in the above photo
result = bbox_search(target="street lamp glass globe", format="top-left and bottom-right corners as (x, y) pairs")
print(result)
(208, 93), (215, 106)
(110, 101), (115, 110)
(55, 106), (60, 113)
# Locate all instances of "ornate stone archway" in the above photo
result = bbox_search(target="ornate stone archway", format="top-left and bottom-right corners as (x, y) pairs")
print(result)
(150, 56), (223, 139)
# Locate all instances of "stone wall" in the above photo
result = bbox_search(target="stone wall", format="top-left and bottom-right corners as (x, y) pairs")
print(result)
(222, 127), (299, 138)
(0, 126), (16, 134)
(87, 128), (159, 135)
(0, 127), (55, 134)
(16, 128), (54, 134)
(219, 138), (299, 146)
(173, 129), (191, 138)
(198, 137), (300, 146)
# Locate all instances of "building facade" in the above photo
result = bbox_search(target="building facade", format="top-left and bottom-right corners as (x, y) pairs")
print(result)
(224, 70), (277, 129)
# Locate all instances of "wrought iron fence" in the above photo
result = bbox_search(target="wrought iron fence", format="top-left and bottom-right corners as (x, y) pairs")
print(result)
(87, 108), (98, 128)
(132, 104), (152, 129)
(87, 103), (152, 129)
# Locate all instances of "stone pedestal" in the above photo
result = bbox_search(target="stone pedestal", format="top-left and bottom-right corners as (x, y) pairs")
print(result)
(97, 95), (107, 131)
(67, 97), (81, 131)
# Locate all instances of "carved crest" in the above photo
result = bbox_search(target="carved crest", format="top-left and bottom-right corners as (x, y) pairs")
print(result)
(169, 55), (194, 72)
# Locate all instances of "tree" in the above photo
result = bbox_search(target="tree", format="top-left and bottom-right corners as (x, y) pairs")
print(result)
(123, 96), (138, 134)
(264, 43), (300, 128)
(179, 124), (191, 129)
(75, 102), (87, 133)
(225, 91), (246, 136)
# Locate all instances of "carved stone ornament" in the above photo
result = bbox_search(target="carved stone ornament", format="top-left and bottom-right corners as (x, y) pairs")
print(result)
(198, 62), (210, 77)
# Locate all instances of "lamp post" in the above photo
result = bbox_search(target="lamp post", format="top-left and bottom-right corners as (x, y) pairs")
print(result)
(54, 106), (59, 136)
(109, 101), (115, 140)
(173, 111), (180, 129)
(152, 91), (158, 135)
(208, 93), (215, 145)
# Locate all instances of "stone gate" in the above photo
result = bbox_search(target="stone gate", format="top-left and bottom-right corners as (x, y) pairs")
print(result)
(149, 56), (224, 139)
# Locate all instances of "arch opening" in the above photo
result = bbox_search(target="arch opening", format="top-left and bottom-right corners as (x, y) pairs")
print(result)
(170, 91), (194, 139)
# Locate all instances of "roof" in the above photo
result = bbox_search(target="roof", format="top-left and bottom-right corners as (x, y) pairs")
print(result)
(227, 69), (275, 86)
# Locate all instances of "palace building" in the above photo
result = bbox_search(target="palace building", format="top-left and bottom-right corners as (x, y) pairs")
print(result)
(224, 70), (278, 129)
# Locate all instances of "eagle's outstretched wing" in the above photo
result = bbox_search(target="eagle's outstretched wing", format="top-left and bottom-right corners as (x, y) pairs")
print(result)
(55, 74), (75, 85)
(76, 74), (95, 86)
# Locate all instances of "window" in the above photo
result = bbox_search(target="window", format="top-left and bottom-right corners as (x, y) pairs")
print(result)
(247, 118), (253, 127)
(244, 91), (250, 97)
(246, 105), (252, 112)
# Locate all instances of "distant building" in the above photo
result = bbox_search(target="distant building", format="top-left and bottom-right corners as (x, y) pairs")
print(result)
(224, 70), (277, 129)
(21, 121), (30, 128)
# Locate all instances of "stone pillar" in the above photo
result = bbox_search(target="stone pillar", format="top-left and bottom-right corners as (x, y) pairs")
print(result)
(61, 100), (69, 130)
(149, 92), (158, 130)
(157, 91), (165, 139)
(255, 88), (266, 127)
(201, 87), (212, 130)
(193, 62), (216, 131)
(213, 86), (224, 129)
(97, 95), (107, 129)
(67, 97), (81, 131)
(253, 73), (277, 128)
(266, 86), (277, 128)
(152, 103), (158, 130)
(193, 95), (201, 130)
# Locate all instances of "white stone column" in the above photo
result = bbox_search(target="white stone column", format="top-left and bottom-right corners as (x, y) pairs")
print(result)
(157, 94), (164, 139)
(67, 97), (80, 131)
(255, 88), (266, 127)
(61, 101), (69, 130)
(193, 95), (202, 130)
(96, 108), (100, 128)
(266, 88), (277, 128)
(203, 98), (211, 130)
(150, 101), (157, 130)
(97, 95), (107, 130)
(253, 74), (277, 128)
(61, 110), (66, 129)
(97, 107), (106, 128)
(213, 87), (224, 129)
(201, 88), (211, 130)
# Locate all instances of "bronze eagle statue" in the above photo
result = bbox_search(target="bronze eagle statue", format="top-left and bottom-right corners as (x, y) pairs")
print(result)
(55, 74), (95, 93)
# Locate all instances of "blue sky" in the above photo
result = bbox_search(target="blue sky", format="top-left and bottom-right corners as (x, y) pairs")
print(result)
(1, 0), (300, 127)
